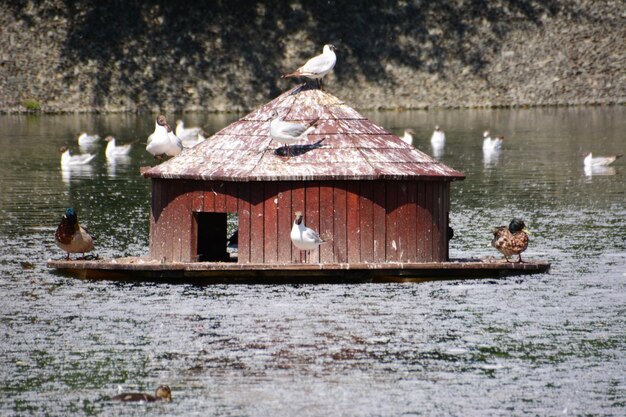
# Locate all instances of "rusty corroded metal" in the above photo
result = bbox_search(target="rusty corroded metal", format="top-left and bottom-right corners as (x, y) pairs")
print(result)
(143, 84), (465, 182)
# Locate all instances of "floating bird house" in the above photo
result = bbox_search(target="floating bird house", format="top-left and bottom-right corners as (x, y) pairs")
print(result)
(141, 85), (465, 265)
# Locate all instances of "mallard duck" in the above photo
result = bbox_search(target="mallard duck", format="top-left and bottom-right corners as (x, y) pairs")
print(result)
(60, 146), (96, 166)
(281, 44), (337, 88)
(401, 129), (415, 145)
(112, 385), (171, 402)
(583, 152), (622, 167)
(491, 218), (529, 263)
(269, 110), (319, 157)
(291, 211), (325, 262)
(146, 115), (183, 159)
(55, 208), (94, 260)
(104, 136), (132, 159)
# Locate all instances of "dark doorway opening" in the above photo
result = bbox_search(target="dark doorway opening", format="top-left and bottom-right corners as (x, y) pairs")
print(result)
(195, 212), (230, 262)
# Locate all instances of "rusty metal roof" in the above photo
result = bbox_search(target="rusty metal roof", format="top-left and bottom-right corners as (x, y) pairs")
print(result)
(142, 84), (465, 181)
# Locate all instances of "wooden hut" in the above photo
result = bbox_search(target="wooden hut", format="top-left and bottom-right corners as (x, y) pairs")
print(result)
(141, 84), (465, 266)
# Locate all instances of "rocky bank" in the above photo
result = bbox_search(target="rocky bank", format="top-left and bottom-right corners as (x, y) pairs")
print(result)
(1, 0), (624, 113)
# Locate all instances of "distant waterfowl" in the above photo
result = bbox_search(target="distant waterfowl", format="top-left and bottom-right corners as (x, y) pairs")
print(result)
(60, 146), (95, 166)
(291, 211), (325, 262)
(401, 129), (415, 145)
(146, 115), (183, 159)
(112, 385), (172, 402)
(482, 131), (503, 152)
(55, 208), (94, 260)
(269, 110), (319, 157)
(282, 44), (337, 88)
(104, 136), (132, 159)
(491, 218), (529, 263)
(583, 152), (622, 167)
(176, 120), (207, 147)
(430, 125), (446, 147)
(77, 132), (100, 146)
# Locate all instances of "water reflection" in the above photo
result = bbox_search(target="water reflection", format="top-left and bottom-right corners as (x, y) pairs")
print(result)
(584, 165), (617, 177)
(0, 107), (625, 416)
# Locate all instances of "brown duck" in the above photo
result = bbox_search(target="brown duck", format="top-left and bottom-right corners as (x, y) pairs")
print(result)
(112, 385), (172, 402)
(54, 208), (94, 260)
(491, 218), (529, 262)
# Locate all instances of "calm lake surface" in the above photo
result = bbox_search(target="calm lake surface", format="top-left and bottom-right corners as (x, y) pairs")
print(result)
(0, 106), (624, 416)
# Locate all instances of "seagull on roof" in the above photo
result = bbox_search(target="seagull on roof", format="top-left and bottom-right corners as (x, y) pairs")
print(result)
(282, 44), (337, 89)
(146, 115), (183, 159)
(291, 211), (325, 263)
(269, 110), (319, 157)
(401, 129), (415, 145)
(104, 136), (132, 159)
(60, 146), (96, 166)
(583, 152), (622, 167)
(176, 120), (207, 148)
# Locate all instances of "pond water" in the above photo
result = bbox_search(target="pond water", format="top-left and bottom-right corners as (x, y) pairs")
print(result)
(0, 106), (624, 416)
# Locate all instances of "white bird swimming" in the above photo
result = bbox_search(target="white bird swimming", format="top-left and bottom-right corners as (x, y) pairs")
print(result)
(431, 125), (446, 147)
(282, 44), (337, 88)
(146, 115), (183, 159)
(175, 120), (206, 148)
(104, 136), (132, 159)
(290, 211), (325, 262)
(583, 152), (622, 167)
(401, 129), (415, 145)
(482, 131), (503, 151)
(269, 110), (319, 157)
(77, 132), (100, 146)
(60, 146), (96, 166)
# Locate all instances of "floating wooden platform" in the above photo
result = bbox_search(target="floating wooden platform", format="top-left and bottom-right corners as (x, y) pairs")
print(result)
(47, 257), (550, 283)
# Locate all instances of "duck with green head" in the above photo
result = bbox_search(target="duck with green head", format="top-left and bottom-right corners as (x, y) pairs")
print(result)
(54, 208), (94, 260)
(491, 218), (529, 263)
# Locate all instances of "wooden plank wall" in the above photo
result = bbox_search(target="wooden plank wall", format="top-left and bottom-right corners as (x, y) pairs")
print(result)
(150, 179), (451, 263)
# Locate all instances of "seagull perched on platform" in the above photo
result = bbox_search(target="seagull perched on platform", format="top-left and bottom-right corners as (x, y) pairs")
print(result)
(583, 152), (622, 167)
(269, 110), (319, 157)
(291, 211), (325, 262)
(282, 44), (337, 89)
(491, 218), (529, 263)
(104, 136), (132, 159)
(60, 146), (95, 166)
(176, 120), (207, 148)
(146, 115), (183, 159)
(55, 208), (94, 260)
(401, 129), (415, 145)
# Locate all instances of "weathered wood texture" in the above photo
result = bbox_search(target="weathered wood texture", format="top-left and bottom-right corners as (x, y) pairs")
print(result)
(150, 179), (451, 264)
(142, 85), (465, 182)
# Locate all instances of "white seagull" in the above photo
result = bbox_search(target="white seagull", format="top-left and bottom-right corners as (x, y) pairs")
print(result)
(60, 146), (96, 166)
(583, 152), (622, 167)
(282, 44), (337, 88)
(104, 136), (132, 159)
(401, 129), (415, 145)
(290, 211), (325, 262)
(146, 115), (183, 159)
(482, 131), (503, 151)
(77, 132), (100, 146)
(431, 125), (446, 147)
(269, 110), (319, 157)
(175, 120), (206, 148)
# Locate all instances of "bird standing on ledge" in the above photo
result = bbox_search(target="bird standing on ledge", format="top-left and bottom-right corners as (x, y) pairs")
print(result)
(282, 44), (337, 89)
(55, 208), (94, 260)
(291, 211), (325, 262)
(491, 218), (529, 263)
(269, 110), (319, 157)
(112, 385), (172, 402)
